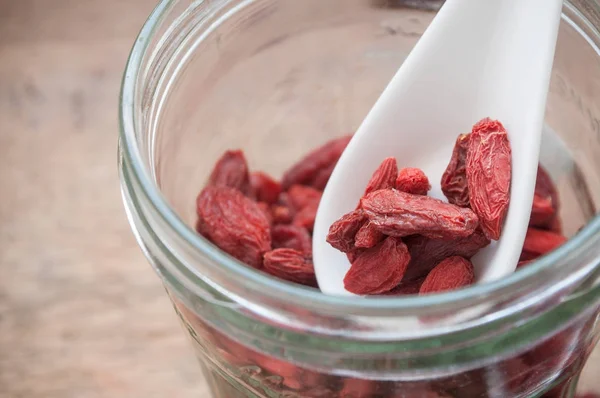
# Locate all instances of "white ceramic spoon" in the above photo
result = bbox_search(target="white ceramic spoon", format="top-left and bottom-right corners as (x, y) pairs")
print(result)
(313, 0), (563, 296)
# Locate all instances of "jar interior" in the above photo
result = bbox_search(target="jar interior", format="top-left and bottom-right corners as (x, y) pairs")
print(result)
(148, 0), (600, 268)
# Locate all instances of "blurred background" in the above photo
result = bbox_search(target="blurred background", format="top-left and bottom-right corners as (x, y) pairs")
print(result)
(0, 0), (598, 397)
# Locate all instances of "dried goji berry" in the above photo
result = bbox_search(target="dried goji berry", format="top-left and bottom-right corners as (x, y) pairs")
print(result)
(208, 150), (251, 195)
(272, 224), (312, 254)
(364, 157), (399, 195)
(293, 201), (319, 232)
(419, 256), (474, 294)
(263, 248), (317, 287)
(530, 193), (555, 228)
(441, 133), (470, 206)
(281, 135), (352, 190)
(344, 237), (410, 295)
(361, 189), (479, 239)
(311, 161), (337, 191)
(340, 378), (387, 397)
(354, 221), (385, 248)
(530, 165), (561, 230)
(271, 204), (294, 225)
(466, 118), (512, 240)
(250, 171), (281, 204)
(286, 184), (322, 211)
(522, 227), (567, 257)
(381, 277), (424, 295)
(403, 229), (490, 281)
(256, 202), (273, 225)
(396, 167), (431, 196)
(196, 186), (271, 269)
(326, 209), (367, 253)
(347, 248), (365, 263)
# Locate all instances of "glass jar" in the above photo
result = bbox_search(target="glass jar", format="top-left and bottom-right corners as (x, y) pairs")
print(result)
(118, 0), (600, 397)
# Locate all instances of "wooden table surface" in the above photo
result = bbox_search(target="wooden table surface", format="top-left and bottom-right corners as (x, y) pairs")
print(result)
(0, 1), (598, 397)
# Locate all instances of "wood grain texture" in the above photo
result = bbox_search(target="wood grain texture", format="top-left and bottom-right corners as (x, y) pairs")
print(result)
(0, 1), (597, 397)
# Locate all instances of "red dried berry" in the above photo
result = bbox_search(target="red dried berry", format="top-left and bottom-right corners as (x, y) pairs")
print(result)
(293, 201), (318, 232)
(441, 133), (470, 206)
(263, 248), (317, 287)
(466, 118), (512, 240)
(196, 186), (271, 269)
(281, 135), (352, 190)
(522, 227), (567, 256)
(250, 172), (281, 204)
(364, 157), (399, 195)
(340, 378), (386, 398)
(519, 251), (539, 262)
(286, 184), (322, 211)
(530, 193), (555, 228)
(347, 248), (365, 263)
(361, 189), (479, 240)
(530, 165), (560, 230)
(272, 224), (312, 254)
(403, 229), (490, 281)
(311, 162), (337, 191)
(381, 277), (425, 295)
(419, 256), (474, 294)
(344, 237), (410, 295)
(208, 150), (251, 194)
(354, 221), (385, 248)
(256, 202), (274, 225)
(271, 204), (293, 225)
(517, 260), (533, 268)
(396, 167), (431, 196)
(326, 209), (367, 253)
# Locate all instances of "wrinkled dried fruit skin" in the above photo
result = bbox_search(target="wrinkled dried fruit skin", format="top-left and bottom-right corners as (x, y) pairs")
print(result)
(523, 227), (567, 256)
(354, 221), (385, 248)
(196, 186), (271, 269)
(286, 184), (322, 211)
(326, 209), (367, 253)
(466, 118), (512, 240)
(256, 202), (274, 225)
(419, 256), (474, 294)
(293, 201), (318, 232)
(441, 133), (470, 206)
(403, 229), (490, 281)
(208, 150), (251, 194)
(263, 248), (317, 287)
(272, 224), (312, 254)
(361, 189), (479, 239)
(396, 167), (431, 196)
(344, 237), (410, 295)
(347, 248), (365, 263)
(365, 157), (399, 195)
(281, 135), (352, 190)
(381, 277), (424, 295)
(531, 165), (561, 230)
(250, 171), (281, 204)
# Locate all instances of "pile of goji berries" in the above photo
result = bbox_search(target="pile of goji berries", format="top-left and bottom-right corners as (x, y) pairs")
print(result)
(190, 119), (592, 397)
(328, 117), (537, 295)
(195, 118), (566, 295)
(195, 136), (351, 287)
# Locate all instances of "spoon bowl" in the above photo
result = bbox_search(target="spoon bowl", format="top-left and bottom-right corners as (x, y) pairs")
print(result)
(313, 0), (564, 296)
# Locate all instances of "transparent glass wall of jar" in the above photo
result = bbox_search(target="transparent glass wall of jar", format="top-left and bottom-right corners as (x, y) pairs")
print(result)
(119, 0), (600, 397)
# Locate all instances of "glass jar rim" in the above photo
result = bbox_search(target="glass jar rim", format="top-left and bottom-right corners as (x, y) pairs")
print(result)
(119, 0), (600, 319)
